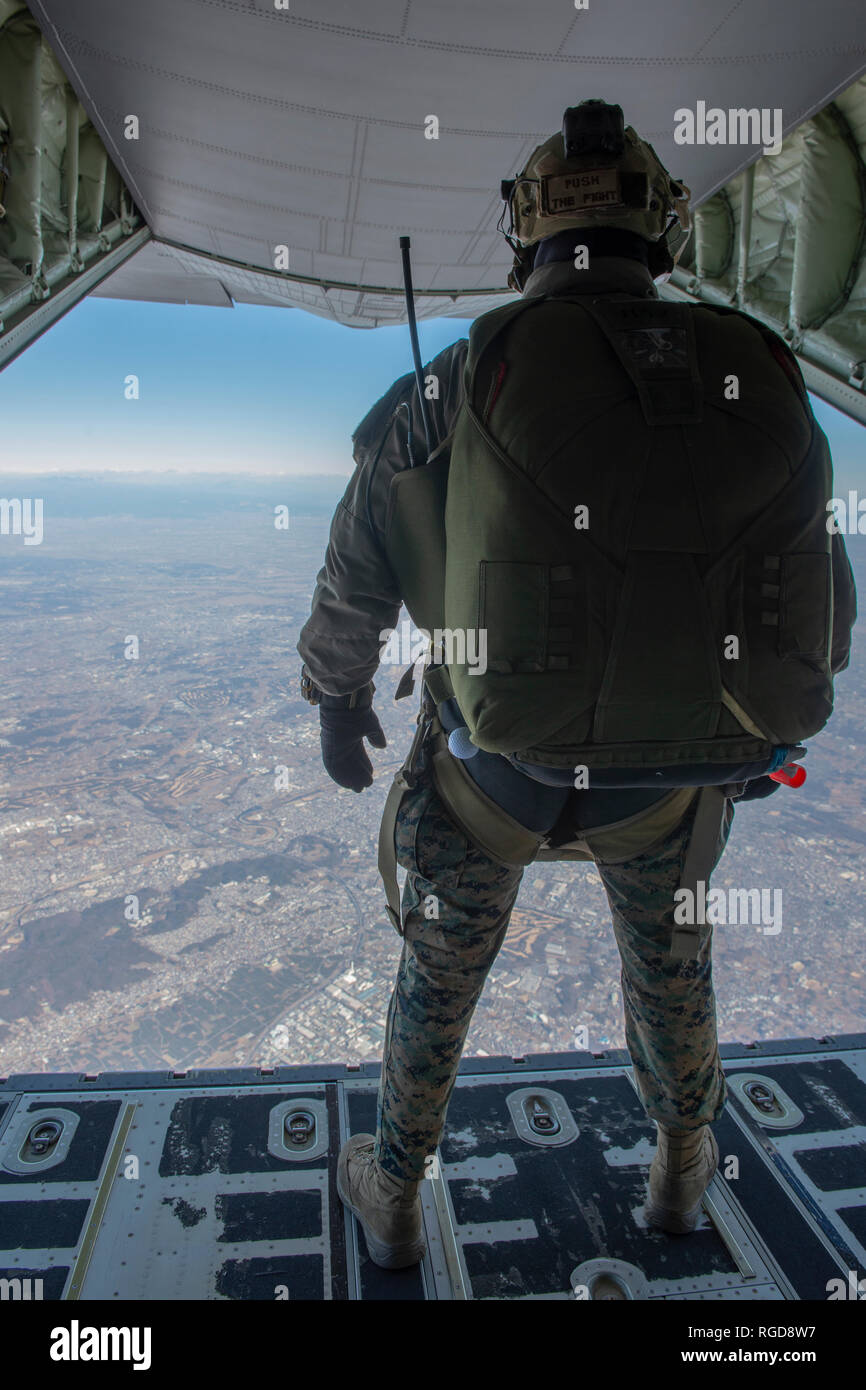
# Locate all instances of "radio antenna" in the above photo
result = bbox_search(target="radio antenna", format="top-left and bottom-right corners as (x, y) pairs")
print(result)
(399, 235), (434, 463)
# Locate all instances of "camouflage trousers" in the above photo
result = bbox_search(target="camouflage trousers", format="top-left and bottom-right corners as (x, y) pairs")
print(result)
(374, 744), (735, 1184)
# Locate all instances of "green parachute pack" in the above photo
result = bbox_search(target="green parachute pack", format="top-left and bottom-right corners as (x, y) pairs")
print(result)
(388, 289), (836, 785)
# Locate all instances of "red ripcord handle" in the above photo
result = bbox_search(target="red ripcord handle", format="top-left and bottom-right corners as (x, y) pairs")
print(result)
(769, 762), (807, 787)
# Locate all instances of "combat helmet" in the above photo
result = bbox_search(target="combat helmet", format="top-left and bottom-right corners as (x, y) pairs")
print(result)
(499, 99), (692, 289)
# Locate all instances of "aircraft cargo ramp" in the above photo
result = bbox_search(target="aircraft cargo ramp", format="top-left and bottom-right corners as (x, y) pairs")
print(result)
(2, 1035), (865, 1302)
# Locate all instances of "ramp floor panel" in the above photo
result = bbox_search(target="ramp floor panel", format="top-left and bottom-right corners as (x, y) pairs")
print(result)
(0, 1039), (863, 1300)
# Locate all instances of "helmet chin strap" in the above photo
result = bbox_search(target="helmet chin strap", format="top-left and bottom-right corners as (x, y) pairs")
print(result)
(651, 189), (693, 281)
(497, 196), (537, 293)
(506, 243), (537, 293)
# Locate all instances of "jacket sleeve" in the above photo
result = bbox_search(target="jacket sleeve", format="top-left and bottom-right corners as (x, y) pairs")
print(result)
(296, 338), (468, 696)
(831, 529), (857, 675)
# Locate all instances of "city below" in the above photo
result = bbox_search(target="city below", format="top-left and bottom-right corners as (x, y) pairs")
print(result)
(1, 478), (864, 1077)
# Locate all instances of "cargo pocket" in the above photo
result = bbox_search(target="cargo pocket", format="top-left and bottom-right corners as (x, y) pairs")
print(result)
(412, 785), (469, 889)
(478, 561), (547, 673)
(778, 553), (831, 660)
(593, 553), (720, 742)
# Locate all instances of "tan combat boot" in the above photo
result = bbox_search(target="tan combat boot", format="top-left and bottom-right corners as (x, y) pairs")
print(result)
(644, 1122), (719, 1235)
(336, 1132), (427, 1269)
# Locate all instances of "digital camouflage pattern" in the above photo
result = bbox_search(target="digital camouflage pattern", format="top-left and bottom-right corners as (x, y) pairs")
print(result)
(374, 735), (735, 1183)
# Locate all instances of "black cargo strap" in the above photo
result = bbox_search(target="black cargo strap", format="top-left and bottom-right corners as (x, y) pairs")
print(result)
(668, 785), (729, 961)
(394, 660), (418, 701)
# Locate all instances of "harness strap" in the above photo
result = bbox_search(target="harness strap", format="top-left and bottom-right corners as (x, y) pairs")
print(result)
(669, 785), (729, 960)
(377, 702), (431, 935)
(377, 666), (455, 934)
(429, 717), (544, 867)
(379, 673), (733, 955)
(378, 771), (411, 934)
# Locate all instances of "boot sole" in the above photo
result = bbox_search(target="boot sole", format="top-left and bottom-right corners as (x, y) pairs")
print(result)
(336, 1162), (427, 1270)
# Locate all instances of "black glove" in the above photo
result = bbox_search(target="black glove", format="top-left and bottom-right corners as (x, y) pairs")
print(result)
(319, 703), (387, 792)
(733, 775), (781, 802)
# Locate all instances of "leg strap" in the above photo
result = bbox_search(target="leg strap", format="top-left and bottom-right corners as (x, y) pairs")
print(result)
(378, 772), (411, 935)
(669, 786), (729, 961)
(377, 707), (431, 936)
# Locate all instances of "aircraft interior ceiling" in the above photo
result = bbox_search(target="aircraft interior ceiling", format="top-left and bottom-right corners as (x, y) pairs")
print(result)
(1, 1), (865, 419)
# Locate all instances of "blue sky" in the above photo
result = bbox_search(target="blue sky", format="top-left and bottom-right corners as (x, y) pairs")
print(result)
(0, 294), (863, 486)
(0, 297), (472, 476)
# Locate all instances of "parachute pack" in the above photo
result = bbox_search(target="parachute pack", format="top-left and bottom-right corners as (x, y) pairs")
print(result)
(380, 285), (839, 954)
(438, 291), (835, 786)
